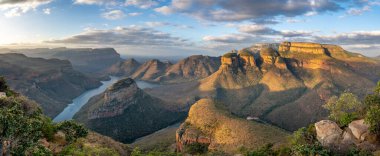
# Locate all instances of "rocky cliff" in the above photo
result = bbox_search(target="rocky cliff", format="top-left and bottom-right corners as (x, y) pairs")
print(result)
(158, 42), (380, 132)
(106, 58), (141, 76)
(0, 53), (100, 117)
(74, 78), (186, 143)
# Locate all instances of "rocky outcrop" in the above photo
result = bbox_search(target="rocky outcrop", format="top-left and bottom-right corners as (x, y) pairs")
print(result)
(75, 78), (186, 143)
(0, 53), (100, 117)
(176, 123), (211, 152)
(315, 120), (379, 152)
(279, 42), (327, 55)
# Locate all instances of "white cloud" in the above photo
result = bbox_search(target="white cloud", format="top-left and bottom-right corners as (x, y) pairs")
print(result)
(102, 10), (126, 20)
(128, 12), (142, 16)
(43, 8), (51, 15)
(74, 0), (117, 5)
(0, 0), (52, 17)
(154, 6), (173, 15)
(125, 0), (158, 9)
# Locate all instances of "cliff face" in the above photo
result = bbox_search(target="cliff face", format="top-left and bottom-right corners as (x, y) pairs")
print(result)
(74, 78), (186, 143)
(197, 42), (379, 131)
(0, 53), (101, 117)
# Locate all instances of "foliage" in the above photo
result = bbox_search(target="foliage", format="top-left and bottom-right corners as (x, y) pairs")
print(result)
(29, 145), (53, 156)
(289, 125), (331, 156)
(60, 140), (118, 156)
(0, 77), (8, 92)
(289, 125), (317, 146)
(291, 143), (331, 156)
(364, 81), (380, 133)
(323, 92), (364, 127)
(185, 142), (208, 155)
(131, 147), (180, 156)
(56, 120), (88, 143)
(245, 143), (277, 156)
(347, 148), (373, 156)
(0, 97), (45, 155)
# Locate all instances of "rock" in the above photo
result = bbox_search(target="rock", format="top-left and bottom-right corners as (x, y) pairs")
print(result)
(279, 42), (327, 55)
(176, 123), (211, 152)
(0, 92), (6, 98)
(348, 119), (370, 141)
(260, 47), (278, 64)
(315, 120), (343, 146)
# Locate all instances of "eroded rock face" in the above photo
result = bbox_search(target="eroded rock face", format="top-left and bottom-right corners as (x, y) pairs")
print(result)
(176, 123), (211, 152)
(279, 42), (327, 55)
(315, 120), (343, 146)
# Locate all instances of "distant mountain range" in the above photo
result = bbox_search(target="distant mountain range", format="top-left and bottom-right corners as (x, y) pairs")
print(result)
(0, 53), (100, 117)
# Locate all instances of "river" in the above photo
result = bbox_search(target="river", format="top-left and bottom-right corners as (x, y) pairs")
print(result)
(53, 76), (160, 122)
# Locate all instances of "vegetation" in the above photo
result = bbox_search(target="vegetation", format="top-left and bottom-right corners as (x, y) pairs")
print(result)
(131, 147), (180, 156)
(56, 120), (88, 143)
(185, 142), (208, 155)
(323, 92), (364, 127)
(364, 81), (380, 133)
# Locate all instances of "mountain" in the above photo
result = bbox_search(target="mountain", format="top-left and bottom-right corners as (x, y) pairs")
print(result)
(0, 53), (100, 117)
(155, 55), (221, 83)
(5, 48), (122, 77)
(74, 78), (187, 143)
(147, 42), (380, 134)
(131, 59), (172, 81)
(106, 58), (141, 76)
(176, 99), (289, 154)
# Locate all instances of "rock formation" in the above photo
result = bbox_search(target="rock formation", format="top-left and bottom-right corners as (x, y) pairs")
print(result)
(315, 119), (379, 153)
(106, 58), (141, 76)
(131, 59), (172, 81)
(74, 78), (186, 143)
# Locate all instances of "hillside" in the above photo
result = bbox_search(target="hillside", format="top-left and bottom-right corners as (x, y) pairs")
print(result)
(0, 53), (100, 117)
(74, 78), (187, 143)
(131, 59), (172, 81)
(176, 99), (289, 154)
(107, 58), (141, 76)
(6, 48), (122, 76)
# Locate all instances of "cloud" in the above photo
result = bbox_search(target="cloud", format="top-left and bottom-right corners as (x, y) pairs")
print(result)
(102, 10), (126, 20)
(155, 0), (342, 22)
(43, 8), (50, 14)
(314, 31), (380, 45)
(45, 26), (191, 47)
(0, 0), (52, 17)
(125, 0), (158, 9)
(203, 34), (255, 43)
(237, 24), (313, 38)
(73, 0), (117, 5)
(145, 21), (193, 29)
(128, 12), (142, 16)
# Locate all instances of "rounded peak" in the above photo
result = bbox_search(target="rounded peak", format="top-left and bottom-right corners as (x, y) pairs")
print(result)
(238, 49), (253, 56)
(222, 50), (238, 58)
(110, 78), (136, 91)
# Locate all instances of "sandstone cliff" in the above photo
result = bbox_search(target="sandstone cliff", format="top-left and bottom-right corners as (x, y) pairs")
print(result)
(106, 58), (141, 76)
(131, 59), (172, 81)
(74, 78), (186, 143)
(0, 53), (100, 117)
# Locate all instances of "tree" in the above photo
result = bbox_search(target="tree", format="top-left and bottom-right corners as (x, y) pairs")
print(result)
(323, 92), (364, 127)
(0, 77), (8, 92)
(56, 120), (88, 143)
(0, 97), (46, 155)
(364, 81), (380, 133)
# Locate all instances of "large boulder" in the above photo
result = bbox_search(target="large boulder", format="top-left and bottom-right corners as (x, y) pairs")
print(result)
(315, 120), (343, 146)
(348, 119), (370, 141)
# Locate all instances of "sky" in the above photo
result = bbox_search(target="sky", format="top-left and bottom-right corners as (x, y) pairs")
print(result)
(0, 0), (379, 57)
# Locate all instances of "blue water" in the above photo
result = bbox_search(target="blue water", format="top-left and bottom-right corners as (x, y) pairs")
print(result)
(53, 77), (160, 122)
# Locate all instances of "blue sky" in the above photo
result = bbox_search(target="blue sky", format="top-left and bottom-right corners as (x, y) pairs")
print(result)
(0, 0), (379, 56)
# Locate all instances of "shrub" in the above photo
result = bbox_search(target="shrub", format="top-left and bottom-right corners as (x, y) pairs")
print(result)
(246, 143), (276, 156)
(56, 120), (88, 143)
(291, 143), (331, 156)
(323, 92), (364, 127)
(185, 142), (208, 155)
(364, 81), (380, 133)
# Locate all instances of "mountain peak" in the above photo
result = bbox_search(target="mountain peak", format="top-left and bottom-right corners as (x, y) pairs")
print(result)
(109, 78), (136, 91)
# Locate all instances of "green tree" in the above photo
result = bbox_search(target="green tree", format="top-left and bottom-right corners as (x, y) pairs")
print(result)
(56, 120), (88, 143)
(0, 97), (47, 155)
(0, 77), (8, 92)
(323, 92), (363, 127)
(364, 81), (380, 133)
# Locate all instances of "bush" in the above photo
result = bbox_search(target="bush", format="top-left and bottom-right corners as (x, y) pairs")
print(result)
(56, 120), (88, 143)
(323, 92), (364, 127)
(246, 143), (276, 156)
(185, 142), (208, 155)
(291, 143), (331, 156)
(364, 81), (380, 133)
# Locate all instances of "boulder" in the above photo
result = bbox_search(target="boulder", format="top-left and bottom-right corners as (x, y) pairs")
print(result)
(315, 120), (343, 146)
(348, 119), (370, 141)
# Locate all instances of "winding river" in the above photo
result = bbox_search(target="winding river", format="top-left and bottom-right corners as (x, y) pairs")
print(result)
(53, 76), (160, 122)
